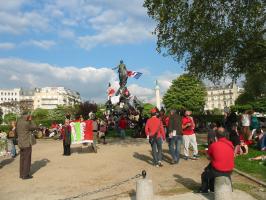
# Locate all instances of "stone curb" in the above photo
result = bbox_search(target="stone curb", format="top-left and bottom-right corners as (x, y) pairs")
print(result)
(233, 168), (266, 187)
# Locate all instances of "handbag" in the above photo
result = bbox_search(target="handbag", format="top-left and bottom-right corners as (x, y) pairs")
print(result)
(8, 131), (15, 138)
(30, 132), (37, 145)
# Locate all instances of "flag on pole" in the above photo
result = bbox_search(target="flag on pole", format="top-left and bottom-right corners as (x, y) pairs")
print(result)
(107, 83), (115, 97)
(127, 71), (143, 79)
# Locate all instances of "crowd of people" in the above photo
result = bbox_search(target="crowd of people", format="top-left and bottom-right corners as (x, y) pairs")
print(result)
(145, 107), (200, 167)
(0, 107), (265, 192)
(210, 109), (266, 156)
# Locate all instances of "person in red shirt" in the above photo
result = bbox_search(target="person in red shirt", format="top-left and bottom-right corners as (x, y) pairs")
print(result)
(145, 108), (166, 167)
(198, 127), (234, 193)
(182, 110), (199, 160)
(118, 115), (127, 139)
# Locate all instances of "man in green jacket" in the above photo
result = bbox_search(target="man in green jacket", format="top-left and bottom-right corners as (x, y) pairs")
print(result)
(16, 112), (37, 179)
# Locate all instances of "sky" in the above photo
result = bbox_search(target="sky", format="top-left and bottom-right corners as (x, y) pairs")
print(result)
(0, 0), (185, 104)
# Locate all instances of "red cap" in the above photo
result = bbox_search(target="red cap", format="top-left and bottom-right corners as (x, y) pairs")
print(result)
(150, 108), (157, 114)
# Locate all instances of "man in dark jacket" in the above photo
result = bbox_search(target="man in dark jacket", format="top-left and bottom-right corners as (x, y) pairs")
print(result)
(168, 109), (183, 164)
(16, 113), (37, 179)
(62, 119), (71, 156)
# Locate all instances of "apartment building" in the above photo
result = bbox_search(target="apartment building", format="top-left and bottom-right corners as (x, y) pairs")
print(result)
(0, 87), (81, 116)
(205, 83), (244, 111)
(33, 87), (81, 109)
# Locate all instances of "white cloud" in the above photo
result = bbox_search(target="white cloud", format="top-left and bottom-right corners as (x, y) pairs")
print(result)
(0, 58), (166, 103)
(22, 40), (56, 49)
(128, 84), (154, 103)
(0, 42), (15, 50)
(78, 19), (153, 50)
(0, 0), (27, 11)
(0, 0), (154, 49)
(157, 72), (180, 93)
(0, 58), (117, 102)
(58, 29), (75, 39)
(0, 11), (50, 34)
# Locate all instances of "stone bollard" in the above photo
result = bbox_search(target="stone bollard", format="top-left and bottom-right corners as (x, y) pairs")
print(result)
(214, 176), (232, 200)
(136, 171), (153, 200)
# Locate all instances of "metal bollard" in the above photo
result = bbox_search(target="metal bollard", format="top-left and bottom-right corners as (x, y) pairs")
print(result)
(214, 176), (232, 200)
(136, 170), (153, 200)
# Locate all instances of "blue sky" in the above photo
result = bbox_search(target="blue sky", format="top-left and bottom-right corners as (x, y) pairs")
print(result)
(0, 0), (184, 103)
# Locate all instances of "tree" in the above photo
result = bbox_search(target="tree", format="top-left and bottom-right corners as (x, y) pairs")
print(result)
(212, 108), (222, 115)
(32, 108), (49, 121)
(144, 0), (265, 81)
(77, 101), (98, 119)
(143, 103), (155, 116)
(163, 74), (206, 112)
(3, 113), (17, 124)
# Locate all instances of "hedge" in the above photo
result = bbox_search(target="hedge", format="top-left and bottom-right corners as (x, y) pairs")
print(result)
(0, 125), (12, 133)
(34, 119), (64, 127)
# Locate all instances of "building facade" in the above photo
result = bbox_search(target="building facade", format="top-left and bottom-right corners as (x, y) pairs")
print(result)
(205, 84), (244, 112)
(0, 87), (81, 116)
(0, 88), (21, 103)
(34, 87), (81, 109)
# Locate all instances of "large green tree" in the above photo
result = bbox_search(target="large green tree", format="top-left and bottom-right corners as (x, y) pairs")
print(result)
(163, 74), (206, 112)
(144, 0), (265, 81)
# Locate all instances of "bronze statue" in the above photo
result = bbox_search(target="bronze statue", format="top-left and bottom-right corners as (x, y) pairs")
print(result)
(113, 60), (128, 96)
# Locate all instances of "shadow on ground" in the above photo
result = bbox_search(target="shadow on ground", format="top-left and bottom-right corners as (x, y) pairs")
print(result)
(71, 145), (97, 154)
(173, 174), (213, 200)
(133, 152), (153, 165)
(31, 158), (50, 175)
(133, 150), (182, 165)
(173, 174), (201, 191)
(89, 190), (136, 200)
(0, 157), (15, 169)
(105, 138), (146, 147)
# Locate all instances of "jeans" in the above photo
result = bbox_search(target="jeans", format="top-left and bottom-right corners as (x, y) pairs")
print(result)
(8, 139), (16, 157)
(150, 137), (163, 165)
(260, 134), (266, 150)
(120, 129), (125, 138)
(169, 135), (182, 163)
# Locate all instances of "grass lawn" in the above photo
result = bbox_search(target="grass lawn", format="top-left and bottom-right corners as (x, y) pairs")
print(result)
(197, 143), (266, 182)
(234, 146), (266, 182)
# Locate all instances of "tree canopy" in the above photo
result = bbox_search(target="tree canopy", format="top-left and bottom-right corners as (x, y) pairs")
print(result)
(163, 74), (206, 112)
(144, 0), (265, 81)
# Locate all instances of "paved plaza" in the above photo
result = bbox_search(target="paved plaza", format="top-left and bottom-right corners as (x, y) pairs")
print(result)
(0, 138), (262, 200)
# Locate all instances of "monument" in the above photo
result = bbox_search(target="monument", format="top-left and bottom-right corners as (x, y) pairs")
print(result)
(155, 80), (161, 109)
(106, 60), (143, 117)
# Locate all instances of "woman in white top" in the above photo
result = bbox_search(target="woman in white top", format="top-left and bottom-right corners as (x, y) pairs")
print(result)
(241, 110), (251, 140)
